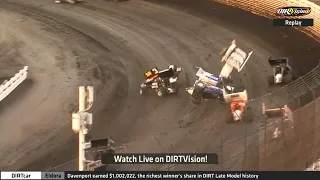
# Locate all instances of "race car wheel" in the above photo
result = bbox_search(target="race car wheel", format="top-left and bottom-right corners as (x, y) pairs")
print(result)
(192, 97), (202, 104)
(268, 75), (274, 86)
(283, 75), (295, 85)
(139, 89), (144, 95)
(194, 84), (205, 95)
(168, 64), (177, 72)
(191, 93), (202, 104)
(225, 110), (233, 124)
(218, 96), (226, 104)
(157, 87), (166, 97)
(172, 88), (179, 95)
(171, 83), (179, 95)
(243, 107), (253, 123)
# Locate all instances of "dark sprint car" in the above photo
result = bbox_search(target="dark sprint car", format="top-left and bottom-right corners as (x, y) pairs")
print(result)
(268, 57), (296, 85)
(140, 65), (182, 97)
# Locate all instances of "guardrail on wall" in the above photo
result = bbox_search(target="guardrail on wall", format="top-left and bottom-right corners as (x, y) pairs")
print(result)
(0, 66), (28, 102)
(214, 0), (320, 41)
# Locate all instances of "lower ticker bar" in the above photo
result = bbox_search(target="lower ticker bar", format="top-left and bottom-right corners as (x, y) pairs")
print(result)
(65, 171), (320, 180)
(273, 18), (314, 27)
(1, 171), (319, 180)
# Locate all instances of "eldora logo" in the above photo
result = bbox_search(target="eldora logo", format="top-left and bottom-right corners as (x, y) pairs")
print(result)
(276, 6), (311, 16)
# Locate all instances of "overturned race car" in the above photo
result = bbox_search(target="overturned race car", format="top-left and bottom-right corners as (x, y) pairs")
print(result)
(140, 65), (182, 97)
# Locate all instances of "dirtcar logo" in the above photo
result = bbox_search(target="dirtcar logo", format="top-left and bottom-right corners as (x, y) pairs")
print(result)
(276, 7), (311, 16)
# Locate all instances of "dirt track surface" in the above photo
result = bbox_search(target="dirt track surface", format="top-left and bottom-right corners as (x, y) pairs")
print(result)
(0, 0), (319, 171)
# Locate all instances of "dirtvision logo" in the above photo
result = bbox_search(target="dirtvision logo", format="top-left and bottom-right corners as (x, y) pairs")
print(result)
(276, 6), (311, 16)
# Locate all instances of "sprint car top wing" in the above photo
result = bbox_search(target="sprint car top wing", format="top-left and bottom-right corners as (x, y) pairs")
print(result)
(220, 40), (253, 78)
(144, 67), (159, 79)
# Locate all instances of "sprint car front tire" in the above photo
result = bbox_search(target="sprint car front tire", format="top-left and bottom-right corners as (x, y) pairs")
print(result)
(192, 98), (201, 104)
(172, 83), (179, 95)
(192, 95), (202, 104)
(243, 107), (253, 123)
(173, 88), (179, 95)
(226, 110), (233, 124)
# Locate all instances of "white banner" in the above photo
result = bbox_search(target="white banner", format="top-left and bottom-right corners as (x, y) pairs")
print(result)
(1, 171), (41, 179)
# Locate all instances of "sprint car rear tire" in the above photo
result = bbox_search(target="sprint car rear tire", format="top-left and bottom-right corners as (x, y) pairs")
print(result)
(235, 85), (245, 92)
(157, 87), (166, 97)
(243, 107), (253, 123)
(283, 74), (295, 85)
(139, 89), (144, 95)
(171, 82), (179, 95)
(191, 92), (202, 104)
(192, 97), (202, 104)
(226, 110), (233, 124)
(268, 75), (274, 86)
(173, 88), (179, 95)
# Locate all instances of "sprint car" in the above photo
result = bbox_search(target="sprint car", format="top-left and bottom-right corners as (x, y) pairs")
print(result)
(186, 68), (237, 104)
(267, 57), (296, 85)
(225, 89), (252, 123)
(140, 65), (182, 97)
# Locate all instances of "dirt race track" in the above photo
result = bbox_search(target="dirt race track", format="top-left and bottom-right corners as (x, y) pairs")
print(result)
(0, 0), (319, 171)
